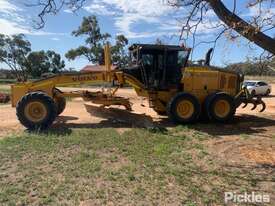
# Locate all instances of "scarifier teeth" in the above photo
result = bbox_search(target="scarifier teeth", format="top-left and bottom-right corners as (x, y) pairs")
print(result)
(242, 103), (248, 108)
(251, 103), (257, 111)
(260, 101), (266, 112)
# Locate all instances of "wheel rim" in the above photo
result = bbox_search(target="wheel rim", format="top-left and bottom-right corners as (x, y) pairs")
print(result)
(214, 99), (230, 118)
(176, 100), (194, 119)
(24, 101), (47, 122)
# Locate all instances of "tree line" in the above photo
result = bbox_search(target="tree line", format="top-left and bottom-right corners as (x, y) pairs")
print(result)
(0, 34), (65, 80)
(226, 57), (275, 76)
(0, 15), (129, 80)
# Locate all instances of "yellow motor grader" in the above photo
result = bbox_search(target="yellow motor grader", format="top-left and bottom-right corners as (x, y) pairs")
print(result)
(10, 44), (265, 130)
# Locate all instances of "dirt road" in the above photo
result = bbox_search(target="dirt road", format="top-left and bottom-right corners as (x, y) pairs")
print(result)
(1, 85), (275, 137)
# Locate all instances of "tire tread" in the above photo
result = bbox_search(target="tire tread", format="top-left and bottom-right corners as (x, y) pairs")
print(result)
(16, 92), (57, 130)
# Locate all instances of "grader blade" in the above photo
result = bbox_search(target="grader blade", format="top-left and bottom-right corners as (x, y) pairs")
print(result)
(253, 96), (266, 112)
(259, 100), (266, 113)
(238, 95), (266, 113)
(251, 103), (257, 111)
(242, 102), (248, 108)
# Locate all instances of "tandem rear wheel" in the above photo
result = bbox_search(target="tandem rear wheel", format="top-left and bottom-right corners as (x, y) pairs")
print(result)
(167, 92), (236, 124)
(167, 92), (201, 124)
(204, 92), (236, 123)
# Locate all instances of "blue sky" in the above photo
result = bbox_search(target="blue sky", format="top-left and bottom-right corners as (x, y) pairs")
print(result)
(0, 0), (274, 70)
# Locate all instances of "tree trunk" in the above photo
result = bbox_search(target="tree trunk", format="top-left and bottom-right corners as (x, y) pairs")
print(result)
(207, 0), (275, 54)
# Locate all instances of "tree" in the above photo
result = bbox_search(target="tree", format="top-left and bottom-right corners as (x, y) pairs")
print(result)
(155, 38), (164, 45)
(226, 58), (275, 76)
(65, 16), (111, 64)
(46, 50), (66, 73)
(25, 51), (49, 78)
(25, 50), (65, 78)
(66, 16), (129, 66)
(111, 34), (129, 66)
(173, 0), (275, 54)
(0, 34), (31, 81)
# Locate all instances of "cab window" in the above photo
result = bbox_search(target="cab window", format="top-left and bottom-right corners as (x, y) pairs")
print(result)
(178, 51), (189, 67)
(141, 54), (154, 66)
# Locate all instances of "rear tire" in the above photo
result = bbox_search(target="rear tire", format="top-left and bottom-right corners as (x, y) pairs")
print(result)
(16, 92), (57, 130)
(167, 92), (201, 124)
(200, 93), (217, 121)
(206, 92), (235, 123)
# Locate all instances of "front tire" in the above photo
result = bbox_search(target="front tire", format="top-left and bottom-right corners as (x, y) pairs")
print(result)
(167, 92), (201, 124)
(16, 92), (57, 130)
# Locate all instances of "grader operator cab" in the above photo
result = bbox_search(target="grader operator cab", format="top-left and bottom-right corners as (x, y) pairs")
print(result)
(122, 44), (190, 90)
(10, 44), (266, 130)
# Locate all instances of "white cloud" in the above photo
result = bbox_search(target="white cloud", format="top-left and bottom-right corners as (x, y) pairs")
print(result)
(0, 0), (66, 36)
(63, 9), (73, 14)
(84, 0), (220, 39)
(84, 0), (184, 39)
(0, 0), (20, 13)
(243, 3), (275, 20)
(0, 18), (66, 36)
(51, 37), (60, 41)
(0, 0), (29, 35)
(84, 3), (116, 16)
(0, 18), (30, 35)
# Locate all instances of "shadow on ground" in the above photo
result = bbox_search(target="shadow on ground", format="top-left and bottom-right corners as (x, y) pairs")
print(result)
(45, 103), (275, 137)
(262, 94), (275, 98)
(190, 114), (275, 137)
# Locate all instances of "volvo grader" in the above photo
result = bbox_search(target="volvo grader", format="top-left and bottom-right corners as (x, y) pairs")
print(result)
(10, 44), (266, 130)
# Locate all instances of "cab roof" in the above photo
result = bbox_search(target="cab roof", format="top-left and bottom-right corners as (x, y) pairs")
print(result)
(129, 44), (190, 52)
(244, 80), (261, 83)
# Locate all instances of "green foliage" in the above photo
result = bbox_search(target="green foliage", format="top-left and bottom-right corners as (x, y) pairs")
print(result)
(0, 34), (31, 80)
(66, 15), (129, 66)
(46, 50), (65, 73)
(25, 50), (65, 78)
(25, 51), (49, 78)
(66, 16), (111, 63)
(0, 34), (65, 79)
(111, 34), (129, 66)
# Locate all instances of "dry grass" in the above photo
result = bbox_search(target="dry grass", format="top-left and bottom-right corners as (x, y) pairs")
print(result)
(0, 126), (274, 206)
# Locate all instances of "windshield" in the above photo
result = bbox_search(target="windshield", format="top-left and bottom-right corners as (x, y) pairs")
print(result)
(178, 50), (189, 67)
(129, 48), (189, 68)
(243, 81), (257, 86)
